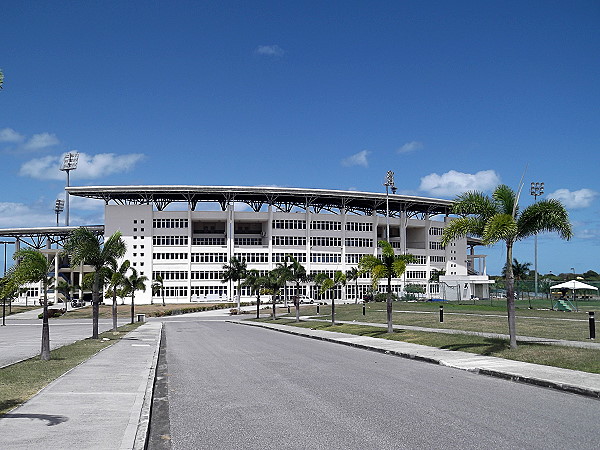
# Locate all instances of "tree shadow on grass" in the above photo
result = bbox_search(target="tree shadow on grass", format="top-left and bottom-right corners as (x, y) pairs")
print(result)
(441, 338), (509, 355)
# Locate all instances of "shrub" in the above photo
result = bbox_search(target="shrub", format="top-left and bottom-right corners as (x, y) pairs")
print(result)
(38, 309), (65, 319)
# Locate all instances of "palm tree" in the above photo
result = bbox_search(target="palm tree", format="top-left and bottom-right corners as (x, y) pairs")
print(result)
(242, 269), (268, 319)
(346, 267), (361, 303)
(122, 267), (148, 324)
(221, 257), (248, 312)
(266, 270), (285, 319)
(441, 184), (572, 348)
(275, 257), (294, 308)
(285, 255), (308, 322)
(359, 241), (415, 333)
(7, 249), (54, 360)
(502, 258), (532, 304)
(104, 259), (130, 331)
(62, 228), (127, 339)
(151, 274), (165, 307)
(313, 272), (346, 325)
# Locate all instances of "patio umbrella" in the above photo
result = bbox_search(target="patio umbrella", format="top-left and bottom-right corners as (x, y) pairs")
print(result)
(550, 280), (598, 311)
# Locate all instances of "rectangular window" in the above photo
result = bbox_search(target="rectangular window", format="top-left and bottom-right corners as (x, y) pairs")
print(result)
(153, 219), (189, 229)
(272, 219), (306, 229)
(310, 220), (341, 231)
(345, 222), (373, 232)
(191, 252), (228, 263)
(273, 236), (307, 246)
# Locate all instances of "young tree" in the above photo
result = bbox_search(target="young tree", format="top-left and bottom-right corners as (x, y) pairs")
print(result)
(313, 272), (346, 325)
(359, 241), (415, 333)
(151, 274), (165, 306)
(122, 267), (148, 324)
(285, 255), (308, 322)
(104, 259), (130, 331)
(441, 184), (572, 348)
(346, 267), (361, 303)
(242, 269), (268, 319)
(7, 250), (54, 360)
(62, 228), (127, 339)
(221, 257), (248, 312)
(264, 268), (287, 319)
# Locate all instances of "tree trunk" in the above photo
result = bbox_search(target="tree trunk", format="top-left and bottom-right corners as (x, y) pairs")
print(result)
(256, 295), (260, 319)
(272, 294), (276, 319)
(130, 293), (135, 324)
(331, 297), (336, 325)
(162, 291), (165, 307)
(236, 280), (241, 312)
(92, 273), (100, 339)
(40, 286), (50, 361)
(295, 282), (300, 323)
(387, 275), (393, 333)
(505, 243), (517, 348)
(355, 280), (359, 304)
(112, 292), (118, 331)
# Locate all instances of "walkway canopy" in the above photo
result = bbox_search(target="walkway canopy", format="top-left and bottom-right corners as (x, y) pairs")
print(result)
(550, 280), (598, 291)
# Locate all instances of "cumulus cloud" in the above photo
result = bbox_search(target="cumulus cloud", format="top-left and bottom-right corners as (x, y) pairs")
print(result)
(0, 128), (24, 143)
(341, 150), (371, 168)
(19, 152), (145, 181)
(0, 200), (102, 228)
(22, 132), (59, 151)
(255, 45), (285, 56)
(547, 188), (598, 209)
(419, 169), (501, 197)
(397, 141), (423, 154)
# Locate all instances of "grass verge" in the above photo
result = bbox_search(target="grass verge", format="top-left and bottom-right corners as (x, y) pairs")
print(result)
(0, 322), (142, 416)
(254, 318), (600, 374)
(58, 302), (246, 319)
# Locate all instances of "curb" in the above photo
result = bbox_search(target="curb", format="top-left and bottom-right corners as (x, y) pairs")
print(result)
(231, 320), (600, 400)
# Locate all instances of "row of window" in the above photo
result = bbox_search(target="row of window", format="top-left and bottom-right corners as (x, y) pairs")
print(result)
(311, 253), (341, 263)
(191, 253), (228, 263)
(153, 219), (189, 229)
(429, 227), (444, 235)
(153, 236), (189, 246)
(272, 219), (373, 232)
(153, 253), (188, 260)
(234, 237), (263, 246)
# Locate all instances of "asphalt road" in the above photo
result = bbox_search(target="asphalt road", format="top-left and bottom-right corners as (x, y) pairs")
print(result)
(156, 318), (599, 450)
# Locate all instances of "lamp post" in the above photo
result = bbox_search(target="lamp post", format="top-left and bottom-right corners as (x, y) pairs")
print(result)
(60, 152), (79, 226)
(384, 171), (396, 242)
(0, 240), (11, 326)
(54, 199), (65, 226)
(530, 181), (544, 298)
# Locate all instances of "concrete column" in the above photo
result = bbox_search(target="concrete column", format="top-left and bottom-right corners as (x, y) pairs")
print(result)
(267, 205), (273, 270)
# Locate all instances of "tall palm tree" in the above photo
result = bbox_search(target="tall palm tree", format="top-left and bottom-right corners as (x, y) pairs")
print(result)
(151, 274), (165, 306)
(221, 257), (248, 311)
(122, 267), (148, 324)
(104, 259), (130, 331)
(62, 228), (126, 339)
(7, 249), (54, 360)
(314, 272), (346, 325)
(275, 257), (294, 308)
(285, 255), (308, 322)
(441, 184), (572, 348)
(346, 267), (361, 303)
(359, 241), (415, 333)
(242, 269), (268, 319)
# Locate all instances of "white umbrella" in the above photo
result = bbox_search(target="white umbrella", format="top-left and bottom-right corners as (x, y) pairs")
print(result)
(550, 280), (598, 291)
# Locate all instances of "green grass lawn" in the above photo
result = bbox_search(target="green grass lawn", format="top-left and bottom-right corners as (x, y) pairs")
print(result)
(291, 302), (597, 341)
(0, 323), (142, 416)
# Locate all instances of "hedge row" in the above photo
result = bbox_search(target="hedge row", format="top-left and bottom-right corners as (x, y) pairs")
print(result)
(149, 302), (252, 317)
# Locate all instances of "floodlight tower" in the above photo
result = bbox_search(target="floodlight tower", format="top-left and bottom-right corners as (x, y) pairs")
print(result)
(54, 199), (65, 226)
(530, 181), (544, 298)
(384, 171), (396, 242)
(60, 152), (79, 226)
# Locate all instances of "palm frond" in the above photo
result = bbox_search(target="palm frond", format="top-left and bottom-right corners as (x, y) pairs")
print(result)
(492, 185), (518, 217)
(516, 199), (572, 241)
(452, 191), (497, 217)
(482, 213), (517, 244)
(441, 217), (484, 246)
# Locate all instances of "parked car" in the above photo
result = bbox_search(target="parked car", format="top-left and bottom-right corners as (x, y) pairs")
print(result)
(297, 295), (314, 304)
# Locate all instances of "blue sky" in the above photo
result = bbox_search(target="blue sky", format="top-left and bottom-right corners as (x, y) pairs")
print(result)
(1, 1), (599, 276)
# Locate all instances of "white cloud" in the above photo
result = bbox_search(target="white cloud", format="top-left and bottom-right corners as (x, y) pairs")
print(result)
(419, 169), (501, 197)
(0, 128), (24, 143)
(255, 45), (285, 57)
(397, 141), (423, 154)
(22, 132), (59, 151)
(0, 200), (102, 228)
(341, 150), (370, 168)
(547, 188), (598, 209)
(19, 152), (145, 181)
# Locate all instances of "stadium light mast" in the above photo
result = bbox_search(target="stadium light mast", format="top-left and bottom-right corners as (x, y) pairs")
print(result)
(60, 152), (79, 226)
(530, 181), (544, 298)
(54, 199), (65, 226)
(384, 171), (396, 242)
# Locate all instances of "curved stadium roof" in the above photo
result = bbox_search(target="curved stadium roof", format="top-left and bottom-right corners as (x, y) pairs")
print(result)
(67, 185), (454, 217)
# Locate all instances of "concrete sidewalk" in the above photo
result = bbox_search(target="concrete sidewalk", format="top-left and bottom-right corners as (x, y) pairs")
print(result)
(234, 320), (600, 399)
(0, 321), (162, 450)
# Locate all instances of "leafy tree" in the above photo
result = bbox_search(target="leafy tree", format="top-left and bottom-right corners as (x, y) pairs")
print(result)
(359, 241), (415, 333)
(122, 267), (148, 324)
(346, 267), (361, 303)
(242, 269), (268, 319)
(6, 250), (54, 360)
(429, 269), (445, 283)
(103, 259), (130, 331)
(441, 184), (572, 348)
(62, 228), (126, 339)
(151, 274), (165, 306)
(221, 257), (248, 312)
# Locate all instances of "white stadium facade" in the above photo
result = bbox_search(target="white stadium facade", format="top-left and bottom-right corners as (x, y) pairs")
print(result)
(1, 185), (493, 305)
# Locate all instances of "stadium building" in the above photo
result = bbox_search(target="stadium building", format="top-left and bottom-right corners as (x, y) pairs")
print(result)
(2, 185), (493, 305)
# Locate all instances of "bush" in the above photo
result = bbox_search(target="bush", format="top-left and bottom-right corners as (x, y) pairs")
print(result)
(374, 292), (399, 302)
(38, 309), (65, 319)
